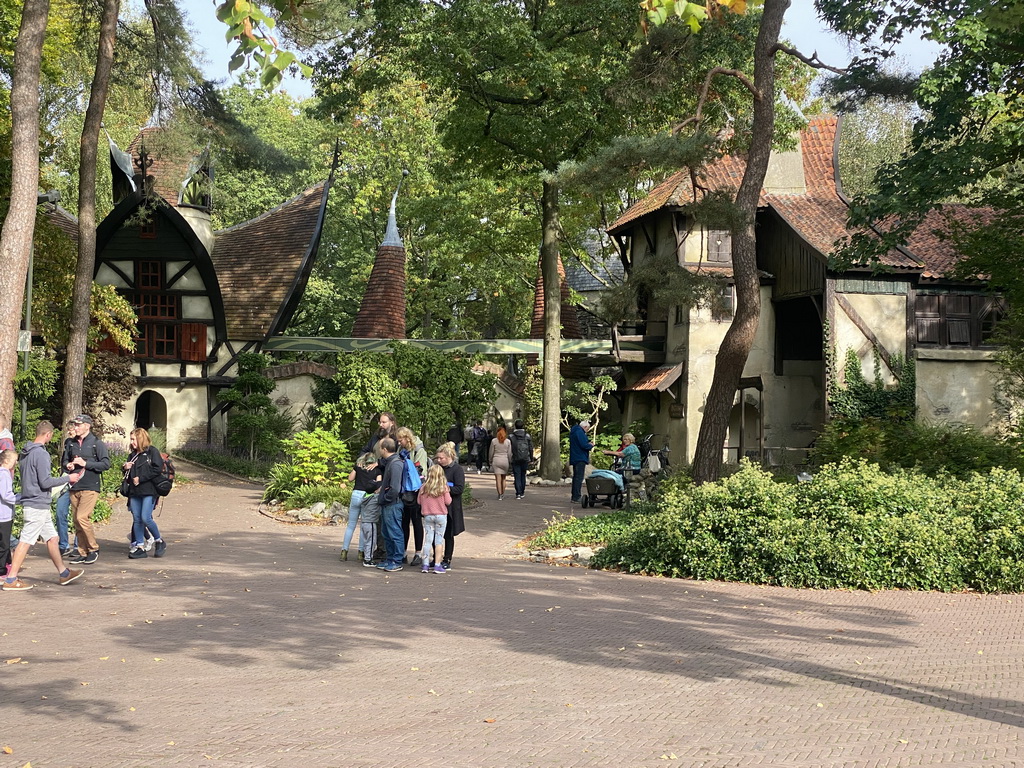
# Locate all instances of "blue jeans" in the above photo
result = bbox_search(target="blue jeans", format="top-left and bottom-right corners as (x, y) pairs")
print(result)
(420, 515), (447, 563)
(381, 501), (404, 566)
(512, 461), (528, 497)
(343, 490), (365, 552)
(128, 495), (160, 546)
(571, 461), (587, 501)
(54, 489), (72, 550)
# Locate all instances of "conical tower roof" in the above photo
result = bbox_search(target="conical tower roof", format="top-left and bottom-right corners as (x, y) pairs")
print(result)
(530, 254), (583, 339)
(351, 175), (408, 338)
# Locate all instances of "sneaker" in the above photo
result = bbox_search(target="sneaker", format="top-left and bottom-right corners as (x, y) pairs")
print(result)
(80, 551), (99, 565)
(375, 561), (389, 569)
(143, 535), (156, 552)
(339, 550), (349, 561)
(421, 566), (430, 574)
(383, 563), (403, 572)
(153, 540), (166, 558)
(357, 550), (364, 561)
(433, 564), (447, 574)
(498, 494), (503, 501)
(60, 547), (76, 558)
(128, 547), (148, 559)
(410, 554), (422, 566)
(69, 553), (87, 564)
(59, 568), (84, 586)
(362, 560), (377, 568)
(441, 560), (451, 571)
(2, 578), (32, 591)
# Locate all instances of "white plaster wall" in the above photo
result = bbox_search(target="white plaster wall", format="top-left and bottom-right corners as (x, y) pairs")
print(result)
(916, 351), (1000, 430)
(833, 293), (907, 385)
(107, 384), (210, 451)
(270, 375), (318, 425)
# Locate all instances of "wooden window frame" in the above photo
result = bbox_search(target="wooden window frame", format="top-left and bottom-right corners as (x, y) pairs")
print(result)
(707, 230), (732, 264)
(915, 293), (1005, 349)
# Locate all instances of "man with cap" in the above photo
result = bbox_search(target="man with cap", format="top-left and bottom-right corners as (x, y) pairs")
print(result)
(568, 417), (594, 504)
(62, 414), (111, 565)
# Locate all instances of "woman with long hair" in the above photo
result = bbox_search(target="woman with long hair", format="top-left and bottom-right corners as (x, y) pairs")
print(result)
(488, 425), (511, 500)
(123, 428), (166, 559)
(396, 426), (429, 564)
(433, 442), (465, 570)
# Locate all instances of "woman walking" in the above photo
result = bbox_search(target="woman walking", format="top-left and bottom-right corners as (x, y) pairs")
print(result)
(488, 425), (511, 500)
(124, 428), (166, 559)
(433, 442), (465, 571)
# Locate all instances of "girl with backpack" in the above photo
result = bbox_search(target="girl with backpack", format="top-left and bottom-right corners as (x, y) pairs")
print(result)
(123, 428), (166, 559)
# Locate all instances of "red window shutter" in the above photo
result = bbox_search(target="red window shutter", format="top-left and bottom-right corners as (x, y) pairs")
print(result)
(179, 323), (207, 362)
(95, 332), (121, 354)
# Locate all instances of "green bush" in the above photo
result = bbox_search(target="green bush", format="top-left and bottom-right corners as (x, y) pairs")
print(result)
(590, 459), (1024, 593)
(263, 429), (352, 505)
(282, 483), (350, 510)
(811, 417), (1024, 478)
(524, 504), (655, 550)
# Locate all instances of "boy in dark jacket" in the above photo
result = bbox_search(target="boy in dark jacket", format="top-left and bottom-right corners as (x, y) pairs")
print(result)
(4, 421), (84, 591)
(375, 438), (406, 572)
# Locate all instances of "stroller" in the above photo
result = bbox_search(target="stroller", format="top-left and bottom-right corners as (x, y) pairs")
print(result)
(581, 470), (626, 509)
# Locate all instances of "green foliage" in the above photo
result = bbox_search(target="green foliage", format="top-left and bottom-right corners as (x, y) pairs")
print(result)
(281, 483), (350, 511)
(827, 345), (916, 422)
(561, 375), (616, 438)
(811, 417), (1024, 478)
(522, 366), (544, 442)
(591, 459), (1024, 592)
(264, 429), (352, 504)
(314, 345), (495, 447)
(101, 447), (129, 496)
(177, 447), (274, 480)
(220, 353), (290, 461)
(524, 505), (656, 549)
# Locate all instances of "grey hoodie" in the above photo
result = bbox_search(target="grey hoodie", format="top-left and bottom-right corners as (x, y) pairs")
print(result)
(18, 441), (70, 509)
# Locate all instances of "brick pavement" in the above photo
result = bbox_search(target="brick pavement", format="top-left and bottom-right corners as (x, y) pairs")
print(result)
(2, 460), (1023, 767)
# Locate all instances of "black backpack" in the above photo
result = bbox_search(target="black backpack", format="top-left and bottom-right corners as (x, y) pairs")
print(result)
(155, 452), (175, 496)
(511, 433), (531, 463)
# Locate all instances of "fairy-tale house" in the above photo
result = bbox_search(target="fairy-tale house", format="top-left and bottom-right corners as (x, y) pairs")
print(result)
(86, 128), (335, 448)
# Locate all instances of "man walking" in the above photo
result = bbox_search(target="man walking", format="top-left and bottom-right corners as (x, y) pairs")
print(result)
(509, 419), (534, 500)
(375, 437), (405, 573)
(63, 414), (110, 565)
(569, 418), (593, 504)
(4, 421), (84, 591)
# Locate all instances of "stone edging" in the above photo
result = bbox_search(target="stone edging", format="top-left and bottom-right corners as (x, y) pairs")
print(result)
(524, 546), (599, 566)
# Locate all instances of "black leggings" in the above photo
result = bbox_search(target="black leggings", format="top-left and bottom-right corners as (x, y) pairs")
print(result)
(0, 519), (12, 574)
(443, 524), (456, 564)
(402, 500), (424, 554)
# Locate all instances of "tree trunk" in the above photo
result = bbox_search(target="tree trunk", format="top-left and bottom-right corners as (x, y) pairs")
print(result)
(64, 0), (121, 425)
(539, 179), (563, 480)
(0, 0), (51, 430)
(690, 0), (790, 484)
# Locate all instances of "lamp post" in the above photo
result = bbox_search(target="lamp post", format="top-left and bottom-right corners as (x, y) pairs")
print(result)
(21, 190), (61, 437)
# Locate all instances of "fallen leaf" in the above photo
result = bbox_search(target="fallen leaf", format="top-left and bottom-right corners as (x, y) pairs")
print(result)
(5, 658), (21, 664)
(411, 667), (419, 671)
(80, 682), (89, 686)
(483, 718), (496, 723)
(167, 742), (175, 746)
(129, 707), (136, 711)
(428, 689), (439, 696)
(99, 656), (109, 661)
(154, 658), (163, 662)
(2, 746), (12, 754)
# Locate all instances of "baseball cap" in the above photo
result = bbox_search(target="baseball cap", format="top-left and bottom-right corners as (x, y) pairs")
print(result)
(72, 414), (93, 425)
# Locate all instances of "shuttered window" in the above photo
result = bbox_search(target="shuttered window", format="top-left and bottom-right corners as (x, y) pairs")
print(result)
(179, 323), (207, 362)
(915, 293), (1005, 348)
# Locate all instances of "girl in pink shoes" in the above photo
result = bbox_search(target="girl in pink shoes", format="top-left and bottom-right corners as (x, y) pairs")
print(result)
(416, 464), (450, 573)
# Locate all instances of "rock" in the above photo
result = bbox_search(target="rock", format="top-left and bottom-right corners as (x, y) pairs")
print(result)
(327, 501), (345, 517)
(309, 502), (327, 517)
(295, 507), (316, 521)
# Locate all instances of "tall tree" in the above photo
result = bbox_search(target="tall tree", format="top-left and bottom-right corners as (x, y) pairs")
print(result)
(0, 0), (50, 428)
(63, 0), (120, 423)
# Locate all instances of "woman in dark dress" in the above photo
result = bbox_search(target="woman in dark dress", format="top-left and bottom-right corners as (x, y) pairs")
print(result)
(433, 442), (465, 570)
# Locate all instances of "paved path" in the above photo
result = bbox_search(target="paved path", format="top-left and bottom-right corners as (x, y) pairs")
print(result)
(4, 461), (1023, 767)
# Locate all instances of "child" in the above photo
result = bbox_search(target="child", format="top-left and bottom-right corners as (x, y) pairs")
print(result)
(417, 464), (451, 574)
(342, 453), (381, 561)
(0, 449), (16, 577)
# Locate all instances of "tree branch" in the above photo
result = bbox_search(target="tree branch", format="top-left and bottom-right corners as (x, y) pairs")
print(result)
(773, 43), (847, 75)
(672, 67), (758, 134)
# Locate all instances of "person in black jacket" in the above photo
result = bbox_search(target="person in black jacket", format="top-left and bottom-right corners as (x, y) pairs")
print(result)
(508, 419), (534, 500)
(63, 415), (111, 565)
(374, 437), (406, 572)
(434, 442), (465, 570)
(122, 428), (166, 559)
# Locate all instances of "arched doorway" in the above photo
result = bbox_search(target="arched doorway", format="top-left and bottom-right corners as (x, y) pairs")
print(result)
(727, 400), (762, 463)
(135, 390), (167, 431)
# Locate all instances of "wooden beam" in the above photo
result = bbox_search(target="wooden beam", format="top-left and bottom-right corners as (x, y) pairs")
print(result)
(835, 293), (894, 370)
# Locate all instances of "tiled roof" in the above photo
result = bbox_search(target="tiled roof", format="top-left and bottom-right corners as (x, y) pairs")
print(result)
(41, 204), (79, 243)
(351, 244), (407, 338)
(212, 183), (328, 340)
(530, 255), (583, 340)
(627, 363), (683, 392)
(127, 128), (193, 207)
(610, 115), (987, 280)
(565, 249), (625, 292)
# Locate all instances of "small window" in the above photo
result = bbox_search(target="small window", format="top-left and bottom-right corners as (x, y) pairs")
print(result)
(139, 219), (157, 239)
(152, 324), (177, 358)
(674, 305), (685, 326)
(137, 261), (162, 290)
(712, 283), (734, 322)
(708, 231), (731, 264)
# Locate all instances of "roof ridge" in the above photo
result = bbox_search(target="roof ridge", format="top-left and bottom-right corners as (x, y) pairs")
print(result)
(215, 181), (327, 235)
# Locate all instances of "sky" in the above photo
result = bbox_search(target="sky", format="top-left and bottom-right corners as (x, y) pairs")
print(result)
(177, 0), (941, 102)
